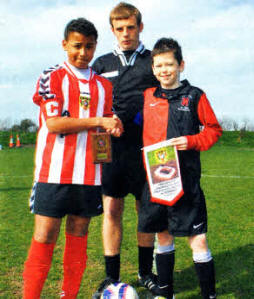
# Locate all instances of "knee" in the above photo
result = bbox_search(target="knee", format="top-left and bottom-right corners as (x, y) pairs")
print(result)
(138, 232), (155, 247)
(34, 228), (59, 243)
(103, 197), (124, 221)
(157, 231), (174, 247)
(66, 215), (90, 236)
(34, 215), (61, 243)
(104, 206), (123, 221)
(189, 234), (208, 252)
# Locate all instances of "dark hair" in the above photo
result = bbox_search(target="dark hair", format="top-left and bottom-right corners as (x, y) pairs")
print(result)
(151, 38), (183, 65)
(64, 18), (98, 41)
(110, 2), (142, 27)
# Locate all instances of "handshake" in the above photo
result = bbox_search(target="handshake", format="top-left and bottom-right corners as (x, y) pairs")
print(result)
(101, 114), (124, 137)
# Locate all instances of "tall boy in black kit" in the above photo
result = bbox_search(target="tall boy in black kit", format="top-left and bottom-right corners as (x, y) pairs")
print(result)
(92, 2), (158, 297)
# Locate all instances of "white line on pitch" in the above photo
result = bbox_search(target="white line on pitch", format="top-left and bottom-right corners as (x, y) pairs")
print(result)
(202, 174), (254, 179)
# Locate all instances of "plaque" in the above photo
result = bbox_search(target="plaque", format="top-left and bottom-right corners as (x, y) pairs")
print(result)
(91, 132), (112, 163)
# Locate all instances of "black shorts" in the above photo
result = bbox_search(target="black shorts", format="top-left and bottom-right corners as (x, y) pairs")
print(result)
(138, 182), (207, 237)
(29, 182), (103, 218)
(102, 134), (146, 200)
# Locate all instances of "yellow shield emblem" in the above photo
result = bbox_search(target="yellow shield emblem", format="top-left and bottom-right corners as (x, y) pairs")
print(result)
(155, 149), (168, 164)
(80, 95), (91, 110)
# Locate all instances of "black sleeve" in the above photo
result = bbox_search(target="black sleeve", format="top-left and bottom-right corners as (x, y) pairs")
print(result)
(91, 58), (103, 75)
(116, 73), (158, 124)
(114, 95), (143, 124)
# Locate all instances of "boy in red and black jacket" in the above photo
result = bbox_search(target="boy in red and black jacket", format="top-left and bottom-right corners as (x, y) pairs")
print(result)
(138, 38), (222, 299)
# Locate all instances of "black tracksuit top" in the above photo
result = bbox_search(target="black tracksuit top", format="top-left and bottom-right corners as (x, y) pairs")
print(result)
(92, 50), (158, 126)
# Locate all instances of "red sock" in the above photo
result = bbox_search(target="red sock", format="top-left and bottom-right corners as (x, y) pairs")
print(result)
(23, 238), (55, 299)
(61, 233), (88, 299)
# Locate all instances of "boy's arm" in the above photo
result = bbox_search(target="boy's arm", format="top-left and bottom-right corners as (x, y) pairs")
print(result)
(46, 116), (121, 135)
(187, 93), (222, 151)
(45, 76), (122, 136)
(170, 93), (222, 151)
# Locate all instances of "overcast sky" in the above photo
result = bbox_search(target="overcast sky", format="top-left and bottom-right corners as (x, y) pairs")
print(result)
(1, 0), (253, 127)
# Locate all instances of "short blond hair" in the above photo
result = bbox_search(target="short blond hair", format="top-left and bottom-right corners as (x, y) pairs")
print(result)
(109, 2), (142, 27)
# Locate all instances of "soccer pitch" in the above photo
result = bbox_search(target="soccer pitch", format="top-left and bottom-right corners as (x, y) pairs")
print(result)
(0, 143), (253, 298)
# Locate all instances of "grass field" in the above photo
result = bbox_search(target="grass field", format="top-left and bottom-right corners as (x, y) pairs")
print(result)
(0, 140), (253, 298)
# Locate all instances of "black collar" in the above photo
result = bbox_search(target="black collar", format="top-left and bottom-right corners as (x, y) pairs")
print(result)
(154, 80), (190, 101)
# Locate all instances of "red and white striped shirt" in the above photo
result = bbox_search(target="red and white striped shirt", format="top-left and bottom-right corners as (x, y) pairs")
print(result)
(33, 62), (113, 185)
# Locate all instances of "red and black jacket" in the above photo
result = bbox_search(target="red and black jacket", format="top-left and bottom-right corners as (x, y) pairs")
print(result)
(143, 80), (222, 196)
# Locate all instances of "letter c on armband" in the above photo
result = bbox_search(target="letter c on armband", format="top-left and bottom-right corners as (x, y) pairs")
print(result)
(45, 101), (59, 117)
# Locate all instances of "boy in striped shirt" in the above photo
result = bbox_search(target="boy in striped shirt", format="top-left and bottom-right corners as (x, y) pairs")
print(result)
(23, 17), (122, 299)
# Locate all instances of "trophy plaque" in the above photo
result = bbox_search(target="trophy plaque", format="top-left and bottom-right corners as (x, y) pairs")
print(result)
(91, 132), (112, 163)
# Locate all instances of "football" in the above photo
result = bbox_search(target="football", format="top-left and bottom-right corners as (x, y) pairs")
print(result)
(100, 282), (139, 299)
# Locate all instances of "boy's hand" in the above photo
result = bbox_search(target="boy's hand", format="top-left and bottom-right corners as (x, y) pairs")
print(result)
(102, 115), (123, 137)
(169, 136), (188, 150)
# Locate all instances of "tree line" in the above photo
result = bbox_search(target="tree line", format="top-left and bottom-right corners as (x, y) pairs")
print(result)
(0, 117), (253, 133)
(0, 118), (38, 133)
(218, 117), (254, 132)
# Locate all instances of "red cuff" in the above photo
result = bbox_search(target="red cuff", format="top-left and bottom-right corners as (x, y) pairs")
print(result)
(186, 135), (195, 150)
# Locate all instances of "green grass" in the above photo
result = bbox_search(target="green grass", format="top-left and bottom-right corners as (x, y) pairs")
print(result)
(0, 139), (253, 298)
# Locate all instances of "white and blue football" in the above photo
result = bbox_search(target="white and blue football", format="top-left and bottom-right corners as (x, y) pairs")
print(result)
(100, 282), (139, 299)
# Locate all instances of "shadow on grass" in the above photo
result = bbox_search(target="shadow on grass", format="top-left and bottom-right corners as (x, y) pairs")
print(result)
(129, 244), (253, 299)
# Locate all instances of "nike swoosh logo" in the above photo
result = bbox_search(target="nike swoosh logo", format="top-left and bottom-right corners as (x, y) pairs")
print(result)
(150, 102), (160, 107)
(193, 222), (203, 229)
